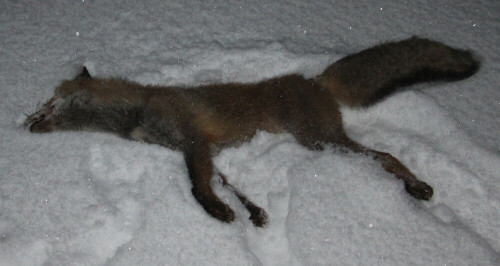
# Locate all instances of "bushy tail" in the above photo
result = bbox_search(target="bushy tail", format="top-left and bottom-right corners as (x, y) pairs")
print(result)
(316, 36), (480, 107)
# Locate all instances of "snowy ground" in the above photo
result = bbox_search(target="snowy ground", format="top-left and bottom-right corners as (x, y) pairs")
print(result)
(1, 0), (499, 265)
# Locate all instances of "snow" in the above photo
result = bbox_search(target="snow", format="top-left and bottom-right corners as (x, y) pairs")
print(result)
(1, 0), (499, 265)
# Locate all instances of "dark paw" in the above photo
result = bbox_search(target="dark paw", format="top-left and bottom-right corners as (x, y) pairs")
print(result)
(249, 208), (269, 227)
(405, 181), (433, 200)
(206, 200), (235, 223)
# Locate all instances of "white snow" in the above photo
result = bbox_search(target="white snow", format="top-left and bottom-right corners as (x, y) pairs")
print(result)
(0, 0), (499, 265)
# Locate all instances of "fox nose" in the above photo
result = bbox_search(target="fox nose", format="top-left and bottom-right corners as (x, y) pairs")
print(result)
(29, 114), (52, 133)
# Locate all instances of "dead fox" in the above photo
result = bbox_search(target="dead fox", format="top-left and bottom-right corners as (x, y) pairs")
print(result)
(24, 37), (479, 226)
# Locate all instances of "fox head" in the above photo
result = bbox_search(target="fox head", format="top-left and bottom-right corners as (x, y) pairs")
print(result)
(24, 67), (96, 133)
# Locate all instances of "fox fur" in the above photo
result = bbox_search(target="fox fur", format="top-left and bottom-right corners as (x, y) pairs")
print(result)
(24, 37), (479, 226)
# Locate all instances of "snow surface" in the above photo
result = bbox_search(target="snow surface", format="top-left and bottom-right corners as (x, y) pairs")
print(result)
(1, 0), (499, 265)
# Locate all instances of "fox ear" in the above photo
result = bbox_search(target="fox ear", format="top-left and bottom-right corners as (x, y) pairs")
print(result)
(77, 67), (92, 79)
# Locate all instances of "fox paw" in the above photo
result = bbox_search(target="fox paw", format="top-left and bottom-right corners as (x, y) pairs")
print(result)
(249, 207), (269, 227)
(405, 181), (433, 200)
(206, 201), (235, 223)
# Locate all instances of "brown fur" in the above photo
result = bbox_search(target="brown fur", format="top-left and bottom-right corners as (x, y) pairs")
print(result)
(24, 37), (479, 226)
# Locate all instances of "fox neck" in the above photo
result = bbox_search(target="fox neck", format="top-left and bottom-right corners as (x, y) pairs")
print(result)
(62, 101), (144, 138)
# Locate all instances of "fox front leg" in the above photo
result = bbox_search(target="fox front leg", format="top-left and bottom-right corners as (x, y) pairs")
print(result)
(183, 140), (235, 223)
(218, 172), (268, 227)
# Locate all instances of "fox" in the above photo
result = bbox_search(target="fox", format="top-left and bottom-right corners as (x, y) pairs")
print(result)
(24, 37), (479, 227)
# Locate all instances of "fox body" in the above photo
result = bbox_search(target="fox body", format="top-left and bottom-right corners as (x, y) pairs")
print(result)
(25, 37), (479, 226)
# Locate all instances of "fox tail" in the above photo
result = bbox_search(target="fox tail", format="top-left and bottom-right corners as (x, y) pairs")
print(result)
(316, 36), (480, 107)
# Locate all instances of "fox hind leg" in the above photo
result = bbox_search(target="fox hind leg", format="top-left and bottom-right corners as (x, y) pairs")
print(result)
(287, 116), (433, 200)
(337, 136), (433, 200)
